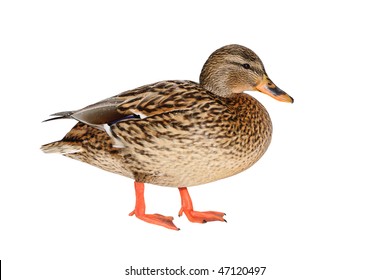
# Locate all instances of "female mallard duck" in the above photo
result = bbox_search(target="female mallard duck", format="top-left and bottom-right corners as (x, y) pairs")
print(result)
(42, 44), (293, 230)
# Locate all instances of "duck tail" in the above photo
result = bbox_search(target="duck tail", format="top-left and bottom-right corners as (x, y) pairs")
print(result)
(41, 141), (82, 154)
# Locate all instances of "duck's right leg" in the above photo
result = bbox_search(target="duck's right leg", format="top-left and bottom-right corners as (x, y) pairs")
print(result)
(129, 182), (179, 230)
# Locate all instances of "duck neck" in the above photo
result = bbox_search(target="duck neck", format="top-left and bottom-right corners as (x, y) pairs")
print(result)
(200, 80), (237, 98)
(200, 67), (237, 98)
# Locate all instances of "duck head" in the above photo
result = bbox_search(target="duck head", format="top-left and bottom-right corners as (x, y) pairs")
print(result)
(200, 44), (294, 103)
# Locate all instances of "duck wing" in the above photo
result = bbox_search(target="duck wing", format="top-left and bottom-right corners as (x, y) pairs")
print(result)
(45, 80), (214, 129)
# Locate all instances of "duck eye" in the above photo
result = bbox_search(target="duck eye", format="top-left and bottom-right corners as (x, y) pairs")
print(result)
(242, 63), (251, 69)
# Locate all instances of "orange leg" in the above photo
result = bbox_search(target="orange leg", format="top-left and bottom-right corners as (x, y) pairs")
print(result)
(178, 187), (226, 223)
(129, 182), (179, 230)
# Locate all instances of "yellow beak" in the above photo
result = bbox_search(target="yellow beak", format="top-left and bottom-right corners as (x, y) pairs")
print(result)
(255, 75), (294, 103)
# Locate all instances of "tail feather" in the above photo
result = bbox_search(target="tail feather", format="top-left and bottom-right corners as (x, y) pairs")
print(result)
(41, 141), (82, 154)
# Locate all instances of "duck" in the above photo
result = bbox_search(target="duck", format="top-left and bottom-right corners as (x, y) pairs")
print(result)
(41, 44), (293, 230)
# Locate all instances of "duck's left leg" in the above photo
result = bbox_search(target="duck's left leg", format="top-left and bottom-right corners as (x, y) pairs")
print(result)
(178, 187), (226, 223)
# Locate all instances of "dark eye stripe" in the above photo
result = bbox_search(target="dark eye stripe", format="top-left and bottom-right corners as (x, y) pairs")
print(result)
(228, 61), (253, 70)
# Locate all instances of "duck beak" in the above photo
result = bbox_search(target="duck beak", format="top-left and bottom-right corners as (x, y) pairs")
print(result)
(255, 75), (294, 103)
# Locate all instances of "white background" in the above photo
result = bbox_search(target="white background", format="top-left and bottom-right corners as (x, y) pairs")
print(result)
(1, 0), (389, 279)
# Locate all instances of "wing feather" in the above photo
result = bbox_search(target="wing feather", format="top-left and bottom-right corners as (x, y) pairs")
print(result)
(45, 80), (216, 128)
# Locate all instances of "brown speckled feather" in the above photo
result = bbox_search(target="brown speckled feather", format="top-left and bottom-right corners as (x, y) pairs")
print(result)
(42, 44), (293, 189)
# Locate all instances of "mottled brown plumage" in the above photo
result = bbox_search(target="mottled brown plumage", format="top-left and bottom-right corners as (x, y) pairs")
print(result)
(41, 44), (293, 230)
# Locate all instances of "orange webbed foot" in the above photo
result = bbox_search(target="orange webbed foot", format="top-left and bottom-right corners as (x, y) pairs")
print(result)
(130, 182), (179, 231)
(129, 211), (178, 230)
(178, 187), (227, 224)
(178, 208), (226, 223)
